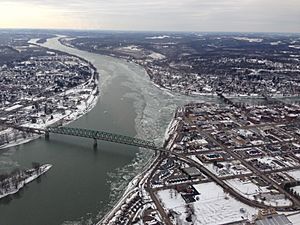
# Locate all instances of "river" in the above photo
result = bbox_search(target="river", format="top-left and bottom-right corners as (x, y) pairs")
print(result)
(0, 37), (218, 225)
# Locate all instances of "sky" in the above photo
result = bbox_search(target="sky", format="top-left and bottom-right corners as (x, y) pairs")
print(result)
(0, 0), (299, 33)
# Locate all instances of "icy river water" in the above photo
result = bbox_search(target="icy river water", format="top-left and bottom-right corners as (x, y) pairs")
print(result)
(0, 37), (218, 225)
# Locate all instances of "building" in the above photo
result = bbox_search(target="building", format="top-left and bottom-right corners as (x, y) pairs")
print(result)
(255, 214), (292, 225)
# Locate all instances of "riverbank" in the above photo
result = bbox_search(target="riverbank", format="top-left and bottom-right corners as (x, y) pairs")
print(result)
(0, 164), (52, 199)
(0, 35), (214, 225)
(0, 39), (100, 150)
(99, 112), (179, 224)
(56, 36), (202, 224)
(1, 35), (148, 225)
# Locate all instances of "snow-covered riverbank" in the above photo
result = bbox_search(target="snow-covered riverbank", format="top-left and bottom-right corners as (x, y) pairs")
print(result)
(0, 39), (100, 150)
(27, 36), (211, 224)
(0, 164), (52, 199)
(99, 112), (178, 224)
(0, 83), (99, 150)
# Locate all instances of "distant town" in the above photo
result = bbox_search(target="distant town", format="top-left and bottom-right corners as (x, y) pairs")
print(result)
(64, 33), (300, 97)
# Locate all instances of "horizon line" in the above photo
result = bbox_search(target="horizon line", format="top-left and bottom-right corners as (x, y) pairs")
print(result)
(0, 27), (300, 35)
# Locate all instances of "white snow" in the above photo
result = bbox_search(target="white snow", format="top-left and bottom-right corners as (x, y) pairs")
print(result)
(120, 45), (141, 51)
(0, 136), (38, 150)
(0, 77), (100, 149)
(157, 182), (258, 225)
(288, 213), (300, 224)
(225, 178), (292, 207)
(270, 41), (282, 45)
(287, 169), (300, 181)
(289, 45), (300, 50)
(4, 104), (23, 112)
(146, 35), (170, 39)
(292, 186), (300, 195)
(233, 37), (263, 43)
(226, 178), (268, 197)
(255, 156), (284, 170)
(0, 164), (52, 199)
(204, 160), (251, 177)
(149, 52), (166, 60)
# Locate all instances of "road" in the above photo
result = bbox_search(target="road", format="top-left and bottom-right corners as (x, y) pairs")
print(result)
(183, 115), (300, 209)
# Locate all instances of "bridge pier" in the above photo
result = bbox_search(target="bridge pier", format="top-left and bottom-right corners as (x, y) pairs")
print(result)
(45, 131), (50, 140)
(38, 126), (159, 152)
(93, 139), (98, 148)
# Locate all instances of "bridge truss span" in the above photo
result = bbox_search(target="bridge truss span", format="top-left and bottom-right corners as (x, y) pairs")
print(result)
(46, 127), (159, 150)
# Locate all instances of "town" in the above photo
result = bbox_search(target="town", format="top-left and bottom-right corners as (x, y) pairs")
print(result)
(101, 98), (300, 225)
(0, 40), (99, 148)
(1, 31), (300, 225)
(63, 33), (300, 97)
(1, 0), (300, 224)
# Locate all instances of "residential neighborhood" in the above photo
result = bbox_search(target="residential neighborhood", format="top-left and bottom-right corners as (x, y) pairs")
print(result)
(0, 43), (99, 148)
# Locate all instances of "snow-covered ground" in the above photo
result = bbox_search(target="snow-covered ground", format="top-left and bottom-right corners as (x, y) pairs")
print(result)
(0, 136), (39, 150)
(225, 178), (292, 207)
(146, 35), (170, 40)
(270, 41), (282, 46)
(287, 212), (300, 224)
(99, 154), (162, 225)
(119, 45), (141, 52)
(204, 160), (251, 177)
(287, 169), (300, 181)
(233, 37), (263, 43)
(0, 73), (99, 150)
(292, 186), (300, 195)
(289, 45), (300, 50)
(248, 156), (285, 171)
(149, 52), (166, 60)
(157, 182), (258, 225)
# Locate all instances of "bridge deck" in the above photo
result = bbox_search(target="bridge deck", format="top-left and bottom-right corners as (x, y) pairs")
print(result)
(46, 126), (159, 150)
(11, 125), (159, 150)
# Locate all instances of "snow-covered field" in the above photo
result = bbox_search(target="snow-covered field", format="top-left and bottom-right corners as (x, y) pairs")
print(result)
(157, 182), (258, 225)
(146, 35), (170, 40)
(225, 178), (292, 207)
(119, 45), (141, 52)
(149, 52), (166, 60)
(287, 169), (300, 181)
(292, 186), (300, 195)
(287, 213), (300, 224)
(289, 45), (300, 50)
(233, 37), (263, 43)
(270, 41), (282, 46)
(233, 37), (264, 43)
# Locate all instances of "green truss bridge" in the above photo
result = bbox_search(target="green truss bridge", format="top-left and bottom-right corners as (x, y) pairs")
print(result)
(13, 125), (160, 151)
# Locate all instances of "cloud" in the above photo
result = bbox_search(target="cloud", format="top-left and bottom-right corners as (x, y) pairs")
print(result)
(0, 0), (299, 32)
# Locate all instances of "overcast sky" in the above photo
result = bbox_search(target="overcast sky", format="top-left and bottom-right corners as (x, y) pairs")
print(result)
(0, 0), (299, 32)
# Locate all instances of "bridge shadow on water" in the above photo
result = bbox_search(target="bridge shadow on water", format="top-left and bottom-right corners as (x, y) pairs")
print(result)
(43, 135), (140, 158)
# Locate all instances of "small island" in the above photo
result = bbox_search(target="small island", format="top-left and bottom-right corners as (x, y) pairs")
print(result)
(0, 163), (52, 199)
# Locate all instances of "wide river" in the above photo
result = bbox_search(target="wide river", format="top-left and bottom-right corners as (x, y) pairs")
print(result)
(0, 37), (218, 225)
